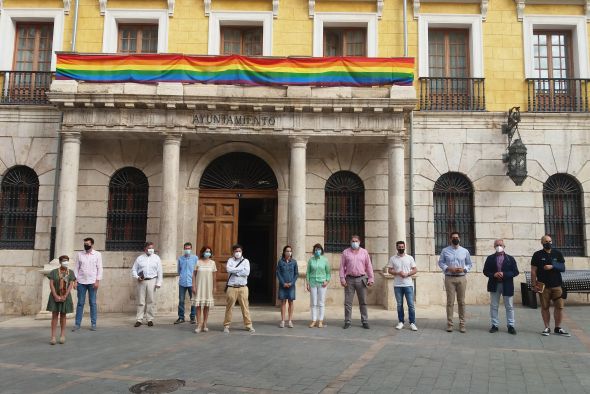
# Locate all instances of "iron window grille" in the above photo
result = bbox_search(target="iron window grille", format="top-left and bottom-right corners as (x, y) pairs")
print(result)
(0, 166), (39, 249)
(199, 152), (278, 190)
(324, 171), (365, 253)
(106, 167), (149, 251)
(433, 172), (475, 255)
(543, 174), (585, 256)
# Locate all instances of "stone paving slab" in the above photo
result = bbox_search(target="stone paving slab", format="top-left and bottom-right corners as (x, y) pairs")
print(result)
(2, 304), (590, 393)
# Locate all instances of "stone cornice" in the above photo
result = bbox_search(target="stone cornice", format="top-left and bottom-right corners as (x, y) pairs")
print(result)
(413, 0), (489, 21)
(514, 0), (590, 21)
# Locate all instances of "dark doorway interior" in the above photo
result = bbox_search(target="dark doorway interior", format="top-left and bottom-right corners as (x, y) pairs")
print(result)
(238, 198), (276, 304)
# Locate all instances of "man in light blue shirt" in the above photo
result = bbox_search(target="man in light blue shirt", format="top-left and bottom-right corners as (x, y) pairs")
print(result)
(175, 242), (198, 324)
(438, 231), (473, 333)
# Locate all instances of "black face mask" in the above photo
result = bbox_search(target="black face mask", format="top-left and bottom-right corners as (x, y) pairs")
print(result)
(543, 242), (552, 250)
(451, 239), (460, 245)
(84, 244), (92, 251)
(397, 249), (405, 254)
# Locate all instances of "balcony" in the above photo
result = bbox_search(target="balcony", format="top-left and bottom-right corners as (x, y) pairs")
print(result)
(0, 71), (53, 105)
(419, 77), (486, 111)
(526, 78), (589, 112)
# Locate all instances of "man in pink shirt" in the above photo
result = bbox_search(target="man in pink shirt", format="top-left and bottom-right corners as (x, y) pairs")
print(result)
(339, 235), (374, 329)
(72, 237), (103, 331)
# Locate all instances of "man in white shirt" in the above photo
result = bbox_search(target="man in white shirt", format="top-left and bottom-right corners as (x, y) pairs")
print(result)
(72, 237), (103, 331)
(131, 241), (163, 327)
(387, 240), (418, 331)
(223, 244), (255, 334)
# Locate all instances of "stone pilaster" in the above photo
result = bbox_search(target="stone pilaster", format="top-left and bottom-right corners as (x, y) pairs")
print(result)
(160, 133), (182, 271)
(388, 136), (406, 258)
(288, 137), (308, 262)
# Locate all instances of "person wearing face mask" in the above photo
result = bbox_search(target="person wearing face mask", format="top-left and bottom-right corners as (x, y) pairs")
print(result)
(483, 239), (519, 335)
(531, 234), (570, 337)
(339, 235), (374, 329)
(438, 231), (473, 333)
(387, 241), (418, 331)
(174, 242), (198, 325)
(276, 245), (299, 328)
(131, 241), (163, 327)
(223, 244), (255, 333)
(306, 243), (331, 328)
(192, 246), (217, 333)
(72, 237), (103, 332)
(47, 255), (76, 345)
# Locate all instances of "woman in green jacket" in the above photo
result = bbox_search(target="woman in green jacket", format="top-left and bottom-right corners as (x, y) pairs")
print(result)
(306, 243), (331, 328)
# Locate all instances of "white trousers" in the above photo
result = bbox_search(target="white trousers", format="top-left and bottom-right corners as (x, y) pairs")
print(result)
(136, 279), (157, 322)
(310, 286), (327, 322)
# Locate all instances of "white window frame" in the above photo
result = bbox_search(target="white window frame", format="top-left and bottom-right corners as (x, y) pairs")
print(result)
(208, 11), (273, 56)
(0, 8), (64, 71)
(417, 14), (483, 78)
(522, 15), (589, 79)
(102, 9), (168, 53)
(313, 13), (377, 57)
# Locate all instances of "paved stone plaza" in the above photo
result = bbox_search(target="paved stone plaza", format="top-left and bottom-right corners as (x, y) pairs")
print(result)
(2, 304), (590, 394)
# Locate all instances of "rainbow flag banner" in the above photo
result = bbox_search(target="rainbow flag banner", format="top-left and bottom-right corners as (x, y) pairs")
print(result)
(56, 53), (414, 87)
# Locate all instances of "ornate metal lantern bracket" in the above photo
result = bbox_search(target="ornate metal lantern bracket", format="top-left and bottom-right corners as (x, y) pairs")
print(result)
(501, 106), (528, 186)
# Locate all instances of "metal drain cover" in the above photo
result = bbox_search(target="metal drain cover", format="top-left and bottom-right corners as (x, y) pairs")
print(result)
(129, 379), (186, 393)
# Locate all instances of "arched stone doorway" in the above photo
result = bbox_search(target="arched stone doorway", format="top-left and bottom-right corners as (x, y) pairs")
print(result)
(197, 152), (278, 304)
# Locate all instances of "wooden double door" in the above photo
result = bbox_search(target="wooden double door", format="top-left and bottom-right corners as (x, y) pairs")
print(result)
(197, 189), (277, 304)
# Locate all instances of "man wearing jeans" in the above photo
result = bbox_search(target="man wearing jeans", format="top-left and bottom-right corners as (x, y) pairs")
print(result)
(72, 237), (103, 331)
(387, 241), (418, 331)
(438, 231), (473, 333)
(483, 239), (519, 335)
(174, 242), (197, 324)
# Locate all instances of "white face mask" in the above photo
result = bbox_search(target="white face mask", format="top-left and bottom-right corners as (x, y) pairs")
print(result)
(234, 251), (242, 259)
(60, 260), (69, 268)
(285, 251), (292, 257)
(147, 248), (155, 255)
(495, 246), (504, 254)
(351, 241), (360, 250)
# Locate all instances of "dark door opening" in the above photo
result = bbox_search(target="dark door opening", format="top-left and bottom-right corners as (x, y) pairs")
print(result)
(238, 198), (276, 304)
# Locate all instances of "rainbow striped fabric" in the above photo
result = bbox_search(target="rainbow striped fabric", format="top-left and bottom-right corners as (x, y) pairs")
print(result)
(56, 54), (414, 87)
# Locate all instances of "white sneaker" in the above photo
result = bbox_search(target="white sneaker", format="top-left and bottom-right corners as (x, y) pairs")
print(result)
(279, 321), (285, 328)
(395, 322), (404, 330)
(248, 327), (256, 333)
(410, 323), (418, 331)
(223, 326), (230, 334)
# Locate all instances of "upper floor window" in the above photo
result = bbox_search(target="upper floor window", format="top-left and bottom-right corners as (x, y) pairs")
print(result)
(14, 23), (54, 72)
(428, 29), (469, 78)
(118, 24), (159, 54)
(0, 166), (39, 250)
(533, 31), (572, 79)
(324, 171), (365, 253)
(433, 172), (475, 255)
(106, 167), (149, 251)
(543, 174), (585, 257)
(220, 27), (263, 56)
(324, 28), (366, 56)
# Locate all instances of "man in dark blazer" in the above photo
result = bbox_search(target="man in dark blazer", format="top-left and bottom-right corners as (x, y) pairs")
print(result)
(483, 239), (519, 334)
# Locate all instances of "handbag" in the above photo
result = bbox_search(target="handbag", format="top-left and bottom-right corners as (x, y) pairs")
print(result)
(224, 258), (244, 292)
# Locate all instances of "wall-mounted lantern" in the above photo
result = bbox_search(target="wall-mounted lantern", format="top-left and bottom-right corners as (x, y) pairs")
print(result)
(501, 106), (527, 186)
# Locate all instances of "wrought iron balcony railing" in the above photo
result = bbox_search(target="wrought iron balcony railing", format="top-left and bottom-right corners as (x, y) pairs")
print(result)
(419, 77), (486, 111)
(526, 78), (589, 112)
(0, 71), (53, 105)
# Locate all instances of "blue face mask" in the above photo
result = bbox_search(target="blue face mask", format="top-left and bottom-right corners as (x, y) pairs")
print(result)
(183, 249), (191, 255)
(203, 251), (212, 258)
(314, 249), (321, 257)
(351, 241), (360, 250)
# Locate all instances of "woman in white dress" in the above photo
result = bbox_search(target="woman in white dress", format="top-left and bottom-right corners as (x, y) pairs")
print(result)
(192, 246), (217, 333)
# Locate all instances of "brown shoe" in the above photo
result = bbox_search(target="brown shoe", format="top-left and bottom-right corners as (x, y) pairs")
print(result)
(59, 336), (66, 344)
(309, 321), (317, 328)
(317, 321), (324, 328)
(446, 325), (453, 332)
(50, 337), (56, 345)
(459, 325), (466, 333)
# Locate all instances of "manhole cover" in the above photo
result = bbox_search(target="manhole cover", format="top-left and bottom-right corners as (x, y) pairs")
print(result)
(129, 379), (186, 393)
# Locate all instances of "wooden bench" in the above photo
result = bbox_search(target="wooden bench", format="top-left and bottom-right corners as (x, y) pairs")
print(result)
(522, 270), (590, 308)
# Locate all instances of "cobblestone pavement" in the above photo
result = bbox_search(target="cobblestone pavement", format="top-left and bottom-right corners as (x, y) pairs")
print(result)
(2, 303), (590, 393)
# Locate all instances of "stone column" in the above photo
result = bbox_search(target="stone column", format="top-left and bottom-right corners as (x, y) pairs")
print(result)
(55, 132), (81, 259)
(159, 133), (182, 267)
(388, 136), (406, 258)
(288, 137), (308, 262)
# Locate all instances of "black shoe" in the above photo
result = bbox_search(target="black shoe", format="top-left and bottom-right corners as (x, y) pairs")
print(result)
(554, 327), (571, 337)
(190, 319), (196, 324)
(174, 318), (185, 324)
(147, 321), (154, 327)
(489, 325), (499, 333)
(134, 321), (142, 327)
(343, 322), (351, 329)
(508, 326), (517, 335)
(362, 322), (370, 329)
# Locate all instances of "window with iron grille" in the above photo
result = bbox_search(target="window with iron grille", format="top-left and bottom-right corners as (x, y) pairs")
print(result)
(324, 171), (364, 253)
(543, 174), (585, 256)
(433, 172), (475, 255)
(0, 166), (39, 249)
(106, 167), (149, 251)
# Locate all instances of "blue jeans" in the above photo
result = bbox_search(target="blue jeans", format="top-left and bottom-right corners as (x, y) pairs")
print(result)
(394, 286), (415, 324)
(75, 283), (97, 327)
(490, 282), (515, 327)
(178, 286), (196, 320)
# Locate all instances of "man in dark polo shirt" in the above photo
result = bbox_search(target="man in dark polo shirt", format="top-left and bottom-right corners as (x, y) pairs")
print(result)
(530, 234), (570, 337)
